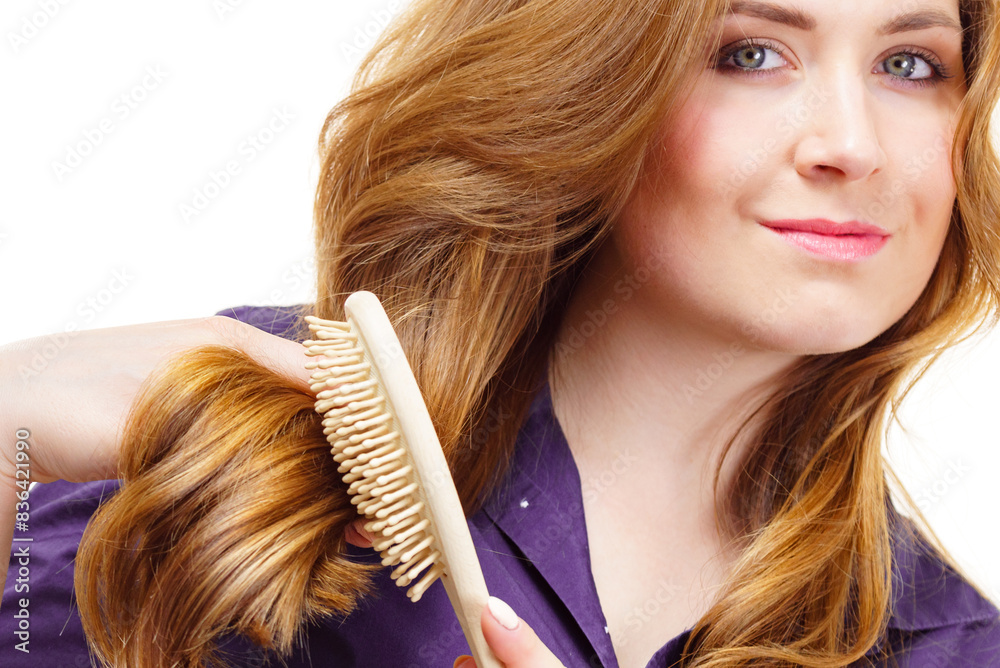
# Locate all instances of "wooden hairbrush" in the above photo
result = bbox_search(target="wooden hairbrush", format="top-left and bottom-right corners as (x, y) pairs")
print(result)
(303, 291), (503, 668)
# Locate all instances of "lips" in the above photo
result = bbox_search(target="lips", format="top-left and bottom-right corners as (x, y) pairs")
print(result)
(762, 219), (890, 236)
(760, 219), (890, 261)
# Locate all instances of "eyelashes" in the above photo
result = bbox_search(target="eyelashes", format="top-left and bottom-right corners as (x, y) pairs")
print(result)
(713, 38), (955, 89)
(716, 38), (787, 75)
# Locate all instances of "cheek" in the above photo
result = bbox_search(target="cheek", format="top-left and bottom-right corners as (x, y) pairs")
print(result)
(888, 128), (956, 257)
(649, 84), (797, 237)
(921, 134), (957, 232)
(622, 115), (727, 284)
(859, 125), (957, 337)
(626, 91), (789, 282)
(636, 101), (750, 247)
(611, 102), (780, 325)
(654, 96), (774, 206)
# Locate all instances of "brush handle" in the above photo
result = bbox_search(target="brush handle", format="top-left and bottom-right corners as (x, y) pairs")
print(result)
(345, 291), (504, 668)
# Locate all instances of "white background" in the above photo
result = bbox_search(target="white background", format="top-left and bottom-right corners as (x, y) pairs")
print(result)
(1, 0), (998, 604)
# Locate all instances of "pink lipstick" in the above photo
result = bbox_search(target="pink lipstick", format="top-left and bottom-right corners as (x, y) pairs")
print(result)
(760, 219), (890, 261)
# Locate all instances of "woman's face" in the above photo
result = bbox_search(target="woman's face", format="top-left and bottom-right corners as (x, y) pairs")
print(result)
(611, 0), (968, 354)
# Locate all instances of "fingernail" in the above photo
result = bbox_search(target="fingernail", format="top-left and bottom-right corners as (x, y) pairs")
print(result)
(487, 595), (519, 631)
(452, 656), (473, 668)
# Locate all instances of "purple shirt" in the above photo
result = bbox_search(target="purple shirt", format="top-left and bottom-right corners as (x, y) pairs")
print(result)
(3, 305), (999, 667)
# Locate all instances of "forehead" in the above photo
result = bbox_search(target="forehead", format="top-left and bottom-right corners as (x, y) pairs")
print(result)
(720, 0), (963, 35)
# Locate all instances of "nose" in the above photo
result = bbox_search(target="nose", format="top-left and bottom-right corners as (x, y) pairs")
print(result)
(792, 73), (887, 182)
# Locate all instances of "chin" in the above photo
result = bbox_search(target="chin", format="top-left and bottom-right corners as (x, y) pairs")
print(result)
(741, 319), (888, 357)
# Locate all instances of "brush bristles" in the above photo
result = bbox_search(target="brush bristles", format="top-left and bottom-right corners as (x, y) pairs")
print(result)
(304, 315), (447, 601)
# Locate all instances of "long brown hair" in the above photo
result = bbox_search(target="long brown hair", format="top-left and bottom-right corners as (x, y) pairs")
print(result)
(75, 0), (1000, 666)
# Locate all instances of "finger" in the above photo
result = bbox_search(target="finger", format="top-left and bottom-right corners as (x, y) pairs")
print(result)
(478, 596), (567, 667)
(344, 518), (375, 548)
(212, 317), (314, 392)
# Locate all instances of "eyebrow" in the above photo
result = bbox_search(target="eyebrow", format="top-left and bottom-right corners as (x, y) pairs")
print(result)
(725, 1), (963, 36)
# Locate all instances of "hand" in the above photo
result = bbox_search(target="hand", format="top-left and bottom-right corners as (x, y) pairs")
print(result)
(347, 527), (564, 667)
(0, 316), (314, 599)
(452, 597), (567, 668)
(0, 316), (312, 486)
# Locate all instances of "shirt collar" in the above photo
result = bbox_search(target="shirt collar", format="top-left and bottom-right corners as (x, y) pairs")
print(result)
(483, 380), (619, 667)
(887, 503), (999, 631)
(482, 378), (998, 658)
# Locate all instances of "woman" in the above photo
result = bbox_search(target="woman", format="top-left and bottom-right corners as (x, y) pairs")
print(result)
(3, 0), (1000, 665)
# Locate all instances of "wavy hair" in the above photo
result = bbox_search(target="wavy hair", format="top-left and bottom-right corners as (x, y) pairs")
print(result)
(75, 0), (1000, 666)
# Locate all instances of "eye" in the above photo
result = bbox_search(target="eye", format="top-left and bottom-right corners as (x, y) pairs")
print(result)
(714, 39), (788, 76)
(713, 40), (955, 89)
(875, 49), (952, 88)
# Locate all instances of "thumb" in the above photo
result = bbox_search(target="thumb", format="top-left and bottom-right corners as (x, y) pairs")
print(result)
(344, 518), (375, 548)
(455, 596), (567, 667)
